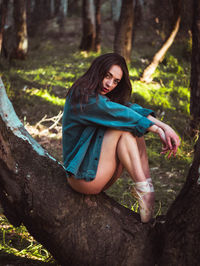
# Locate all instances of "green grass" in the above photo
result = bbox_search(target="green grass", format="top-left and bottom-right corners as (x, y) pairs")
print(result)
(0, 215), (56, 265)
(0, 20), (195, 263)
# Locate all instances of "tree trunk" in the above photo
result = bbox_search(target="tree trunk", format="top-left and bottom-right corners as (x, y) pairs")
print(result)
(0, 0), (9, 54)
(140, 0), (181, 83)
(0, 77), (156, 265)
(94, 0), (101, 52)
(158, 133), (200, 265)
(190, 0), (200, 134)
(12, 0), (28, 60)
(1, 76), (200, 264)
(28, 0), (47, 37)
(111, 0), (122, 30)
(113, 0), (134, 63)
(80, 0), (96, 52)
(57, 0), (68, 34)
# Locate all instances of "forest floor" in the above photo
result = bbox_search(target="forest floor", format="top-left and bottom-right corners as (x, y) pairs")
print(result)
(0, 16), (194, 265)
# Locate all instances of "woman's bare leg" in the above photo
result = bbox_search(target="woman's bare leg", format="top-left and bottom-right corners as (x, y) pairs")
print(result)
(102, 162), (123, 191)
(68, 129), (154, 222)
(68, 130), (148, 194)
(136, 137), (150, 178)
(68, 129), (124, 194)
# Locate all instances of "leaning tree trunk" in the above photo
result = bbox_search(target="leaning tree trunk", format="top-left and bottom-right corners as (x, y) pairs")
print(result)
(80, 0), (96, 52)
(1, 76), (200, 264)
(140, 0), (181, 83)
(158, 133), (200, 265)
(190, 0), (200, 134)
(12, 0), (28, 60)
(114, 0), (134, 63)
(0, 78), (157, 265)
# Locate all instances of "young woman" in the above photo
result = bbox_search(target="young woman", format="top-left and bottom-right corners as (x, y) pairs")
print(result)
(62, 53), (180, 223)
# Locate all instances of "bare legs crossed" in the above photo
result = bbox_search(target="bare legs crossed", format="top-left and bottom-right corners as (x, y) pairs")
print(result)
(68, 129), (155, 223)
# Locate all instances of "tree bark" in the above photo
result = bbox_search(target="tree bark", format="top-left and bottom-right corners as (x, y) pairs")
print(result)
(80, 0), (96, 52)
(57, 0), (68, 35)
(0, 77), (156, 265)
(190, 0), (200, 134)
(0, 0), (9, 54)
(113, 0), (134, 63)
(111, 0), (122, 30)
(140, 0), (181, 83)
(12, 0), (28, 59)
(94, 0), (101, 52)
(1, 75), (200, 264)
(158, 132), (200, 265)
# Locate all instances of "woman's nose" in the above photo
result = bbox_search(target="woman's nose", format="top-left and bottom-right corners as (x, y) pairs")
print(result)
(107, 79), (113, 87)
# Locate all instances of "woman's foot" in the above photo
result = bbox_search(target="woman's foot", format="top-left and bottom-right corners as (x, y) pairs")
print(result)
(131, 180), (155, 223)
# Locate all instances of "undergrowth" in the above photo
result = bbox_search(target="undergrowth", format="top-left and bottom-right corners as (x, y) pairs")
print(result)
(0, 18), (194, 264)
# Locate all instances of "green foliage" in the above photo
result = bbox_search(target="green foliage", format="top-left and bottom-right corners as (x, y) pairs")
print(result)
(0, 216), (55, 264)
(0, 26), (194, 262)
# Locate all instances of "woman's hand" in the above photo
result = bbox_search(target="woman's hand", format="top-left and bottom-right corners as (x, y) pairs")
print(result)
(147, 116), (181, 158)
(157, 127), (167, 146)
(161, 126), (180, 158)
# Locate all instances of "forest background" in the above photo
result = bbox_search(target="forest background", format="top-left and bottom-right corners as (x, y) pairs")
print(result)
(0, 0), (197, 264)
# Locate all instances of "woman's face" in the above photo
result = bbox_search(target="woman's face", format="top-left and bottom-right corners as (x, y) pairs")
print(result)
(100, 65), (123, 95)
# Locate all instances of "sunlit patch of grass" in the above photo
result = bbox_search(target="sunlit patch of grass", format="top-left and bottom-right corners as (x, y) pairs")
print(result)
(129, 67), (140, 78)
(26, 88), (65, 106)
(129, 54), (190, 115)
(0, 215), (55, 263)
(1, 28), (193, 211)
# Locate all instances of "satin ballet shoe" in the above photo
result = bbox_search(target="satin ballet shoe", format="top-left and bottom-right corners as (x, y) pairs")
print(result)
(131, 180), (155, 223)
(146, 178), (154, 192)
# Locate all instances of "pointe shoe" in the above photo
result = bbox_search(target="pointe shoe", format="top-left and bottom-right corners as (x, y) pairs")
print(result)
(131, 180), (155, 223)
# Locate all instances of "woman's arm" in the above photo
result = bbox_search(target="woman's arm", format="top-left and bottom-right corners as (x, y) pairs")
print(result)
(147, 115), (180, 158)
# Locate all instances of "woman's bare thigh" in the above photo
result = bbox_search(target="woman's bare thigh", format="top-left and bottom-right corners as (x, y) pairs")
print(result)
(68, 129), (124, 194)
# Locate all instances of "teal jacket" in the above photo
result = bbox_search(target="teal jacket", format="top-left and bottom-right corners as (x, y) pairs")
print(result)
(62, 94), (155, 181)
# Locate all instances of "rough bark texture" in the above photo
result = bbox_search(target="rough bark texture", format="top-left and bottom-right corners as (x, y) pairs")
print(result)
(190, 0), (200, 133)
(1, 72), (200, 264)
(140, 0), (181, 83)
(159, 136), (200, 265)
(12, 0), (28, 59)
(80, 0), (96, 52)
(113, 0), (134, 63)
(0, 78), (157, 265)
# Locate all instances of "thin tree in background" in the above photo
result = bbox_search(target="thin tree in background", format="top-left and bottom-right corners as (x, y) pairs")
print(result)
(12, 0), (28, 59)
(111, 0), (121, 30)
(80, 0), (96, 52)
(140, 0), (181, 83)
(0, 0), (9, 54)
(190, 0), (200, 134)
(94, 0), (101, 52)
(57, 0), (68, 34)
(113, 0), (134, 63)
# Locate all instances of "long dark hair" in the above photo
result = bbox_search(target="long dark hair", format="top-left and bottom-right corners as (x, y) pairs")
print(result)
(67, 53), (132, 107)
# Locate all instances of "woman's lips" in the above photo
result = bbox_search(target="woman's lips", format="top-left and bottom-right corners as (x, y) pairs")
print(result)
(101, 87), (109, 93)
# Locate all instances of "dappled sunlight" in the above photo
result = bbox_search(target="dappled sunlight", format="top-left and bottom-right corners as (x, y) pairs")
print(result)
(129, 68), (140, 78)
(26, 88), (65, 106)
(0, 216), (54, 263)
(1, 15), (193, 220)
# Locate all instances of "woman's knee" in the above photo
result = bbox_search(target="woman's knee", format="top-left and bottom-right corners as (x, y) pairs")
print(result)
(120, 131), (137, 144)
